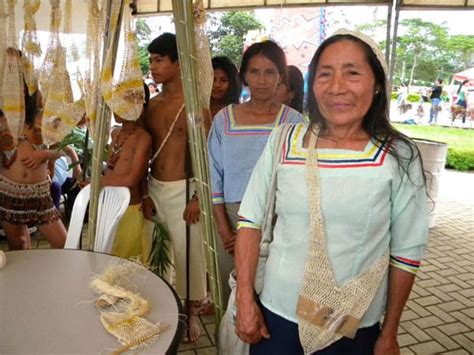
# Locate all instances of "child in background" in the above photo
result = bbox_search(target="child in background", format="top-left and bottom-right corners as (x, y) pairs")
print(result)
(210, 56), (242, 118)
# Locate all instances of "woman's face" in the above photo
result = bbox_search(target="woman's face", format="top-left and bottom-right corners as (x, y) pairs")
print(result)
(313, 40), (376, 128)
(212, 68), (230, 100)
(244, 54), (281, 101)
(275, 82), (292, 105)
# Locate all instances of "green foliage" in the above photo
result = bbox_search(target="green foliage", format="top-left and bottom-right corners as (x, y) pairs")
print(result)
(391, 92), (398, 100)
(407, 94), (421, 103)
(135, 19), (152, 75)
(207, 11), (264, 66)
(148, 219), (173, 278)
(394, 123), (474, 171)
(446, 149), (474, 171)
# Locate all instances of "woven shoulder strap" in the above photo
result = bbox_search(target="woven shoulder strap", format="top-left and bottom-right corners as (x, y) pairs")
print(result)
(260, 123), (293, 247)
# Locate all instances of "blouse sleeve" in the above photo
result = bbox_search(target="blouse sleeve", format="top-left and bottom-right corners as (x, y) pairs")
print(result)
(237, 128), (279, 230)
(208, 112), (225, 204)
(390, 143), (429, 274)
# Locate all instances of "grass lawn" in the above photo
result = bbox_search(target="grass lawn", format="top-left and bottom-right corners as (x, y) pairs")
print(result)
(393, 124), (474, 151)
(393, 124), (474, 171)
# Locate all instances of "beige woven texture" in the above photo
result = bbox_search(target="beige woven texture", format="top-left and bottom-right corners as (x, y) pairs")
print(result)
(101, 0), (143, 122)
(40, 0), (85, 146)
(90, 263), (163, 353)
(297, 125), (389, 353)
(193, 0), (213, 111)
(84, 0), (106, 138)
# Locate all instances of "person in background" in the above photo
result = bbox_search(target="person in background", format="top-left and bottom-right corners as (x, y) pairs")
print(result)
(99, 84), (152, 260)
(275, 65), (305, 113)
(210, 56), (242, 118)
(146, 80), (159, 99)
(143, 33), (209, 343)
(451, 79), (469, 124)
(0, 49), (66, 250)
(428, 78), (443, 124)
(235, 29), (429, 354)
(50, 145), (82, 219)
(208, 40), (305, 305)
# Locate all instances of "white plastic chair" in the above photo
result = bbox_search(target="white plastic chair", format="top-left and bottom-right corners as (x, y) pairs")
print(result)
(65, 185), (130, 253)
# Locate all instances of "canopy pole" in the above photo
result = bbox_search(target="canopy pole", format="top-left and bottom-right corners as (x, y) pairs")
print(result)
(86, 0), (124, 250)
(389, 0), (401, 88)
(385, 0), (393, 65)
(171, 0), (224, 327)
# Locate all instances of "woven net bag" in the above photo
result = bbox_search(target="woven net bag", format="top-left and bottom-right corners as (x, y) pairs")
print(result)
(21, 0), (41, 96)
(0, 0), (8, 111)
(101, 1), (143, 122)
(296, 126), (389, 353)
(193, 0), (213, 111)
(90, 263), (163, 352)
(83, 0), (106, 138)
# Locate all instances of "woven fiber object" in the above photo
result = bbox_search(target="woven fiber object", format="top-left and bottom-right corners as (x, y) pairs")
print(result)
(101, 1), (143, 122)
(84, 0), (106, 137)
(21, 0), (41, 96)
(296, 125), (389, 353)
(0, 0), (8, 110)
(193, 0), (213, 111)
(90, 263), (163, 352)
(2, 48), (24, 146)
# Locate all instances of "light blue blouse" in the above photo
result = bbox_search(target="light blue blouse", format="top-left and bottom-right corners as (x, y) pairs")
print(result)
(208, 104), (304, 204)
(238, 123), (429, 327)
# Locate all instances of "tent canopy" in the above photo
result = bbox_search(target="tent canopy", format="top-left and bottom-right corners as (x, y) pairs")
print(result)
(453, 68), (474, 82)
(134, 0), (474, 14)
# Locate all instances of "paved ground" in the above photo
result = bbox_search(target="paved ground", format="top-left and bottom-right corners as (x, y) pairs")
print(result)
(177, 170), (474, 355)
(1, 170), (472, 354)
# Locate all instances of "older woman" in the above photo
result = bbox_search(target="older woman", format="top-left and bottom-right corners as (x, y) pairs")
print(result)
(235, 29), (429, 355)
(208, 41), (305, 304)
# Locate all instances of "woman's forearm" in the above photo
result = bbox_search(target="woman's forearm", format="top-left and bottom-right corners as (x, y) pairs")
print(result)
(235, 227), (261, 302)
(213, 204), (234, 239)
(381, 266), (416, 337)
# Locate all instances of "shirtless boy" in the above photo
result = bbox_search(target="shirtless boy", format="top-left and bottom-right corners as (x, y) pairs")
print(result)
(100, 88), (152, 260)
(143, 33), (207, 342)
(0, 53), (66, 250)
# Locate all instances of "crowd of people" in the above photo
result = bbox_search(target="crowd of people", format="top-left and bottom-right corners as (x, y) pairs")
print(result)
(0, 28), (430, 353)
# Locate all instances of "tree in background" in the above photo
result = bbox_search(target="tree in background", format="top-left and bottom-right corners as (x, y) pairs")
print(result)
(207, 11), (264, 67)
(135, 19), (152, 75)
(357, 17), (473, 87)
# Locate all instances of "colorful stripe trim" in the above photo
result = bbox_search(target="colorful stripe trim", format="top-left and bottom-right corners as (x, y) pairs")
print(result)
(237, 216), (261, 230)
(223, 104), (289, 136)
(281, 124), (391, 169)
(211, 192), (224, 204)
(390, 255), (421, 274)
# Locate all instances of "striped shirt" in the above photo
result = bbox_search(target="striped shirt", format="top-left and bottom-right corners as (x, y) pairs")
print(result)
(208, 104), (304, 204)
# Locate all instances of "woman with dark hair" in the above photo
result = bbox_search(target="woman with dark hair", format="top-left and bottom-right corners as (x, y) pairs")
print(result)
(208, 40), (305, 305)
(211, 56), (242, 118)
(276, 65), (305, 113)
(0, 50), (66, 250)
(451, 79), (469, 123)
(234, 29), (429, 354)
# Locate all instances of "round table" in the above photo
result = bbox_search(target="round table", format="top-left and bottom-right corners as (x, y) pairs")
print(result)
(0, 249), (182, 354)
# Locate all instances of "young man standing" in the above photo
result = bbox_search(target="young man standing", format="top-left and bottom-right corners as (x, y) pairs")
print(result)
(143, 33), (207, 343)
(429, 78), (443, 124)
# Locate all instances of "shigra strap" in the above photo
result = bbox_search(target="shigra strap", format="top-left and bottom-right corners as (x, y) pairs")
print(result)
(150, 104), (185, 165)
(255, 123), (293, 294)
(296, 124), (389, 353)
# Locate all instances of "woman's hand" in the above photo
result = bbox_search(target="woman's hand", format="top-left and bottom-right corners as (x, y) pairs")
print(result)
(221, 232), (236, 255)
(374, 332), (400, 355)
(142, 196), (156, 220)
(235, 297), (270, 344)
(183, 199), (200, 224)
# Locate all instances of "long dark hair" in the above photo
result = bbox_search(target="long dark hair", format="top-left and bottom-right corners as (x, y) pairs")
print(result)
(287, 65), (304, 113)
(306, 34), (424, 184)
(239, 40), (287, 87)
(212, 56), (242, 105)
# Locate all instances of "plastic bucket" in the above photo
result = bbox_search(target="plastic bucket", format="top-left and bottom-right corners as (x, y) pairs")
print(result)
(413, 138), (448, 228)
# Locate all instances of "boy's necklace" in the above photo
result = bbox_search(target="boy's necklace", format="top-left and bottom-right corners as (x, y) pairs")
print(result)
(107, 125), (138, 170)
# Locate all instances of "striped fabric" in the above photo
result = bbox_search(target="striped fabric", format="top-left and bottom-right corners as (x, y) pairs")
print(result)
(390, 255), (421, 274)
